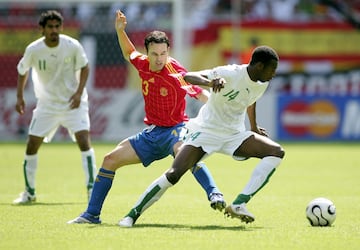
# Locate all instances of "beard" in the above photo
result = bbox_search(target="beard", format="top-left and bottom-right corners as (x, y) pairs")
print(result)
(49, 33), (59, 42)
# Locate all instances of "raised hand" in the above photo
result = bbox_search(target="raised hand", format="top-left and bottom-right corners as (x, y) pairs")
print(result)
(115, 10), (127, 31)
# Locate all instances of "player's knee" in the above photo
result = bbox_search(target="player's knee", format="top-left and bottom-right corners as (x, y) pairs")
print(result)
(75, 133), (91, 151)
(102, 152), (120, 171)
(26, 137), (43, 154)
(275, 145), (285, 159)
(165, 169), (181, 185)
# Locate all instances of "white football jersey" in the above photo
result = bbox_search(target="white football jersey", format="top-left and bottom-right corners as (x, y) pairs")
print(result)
(191, 64), (269, 134)
(17, 34), (88, 109)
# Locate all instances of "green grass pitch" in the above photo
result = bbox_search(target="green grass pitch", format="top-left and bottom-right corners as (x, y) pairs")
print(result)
(0, 142), (359, 250)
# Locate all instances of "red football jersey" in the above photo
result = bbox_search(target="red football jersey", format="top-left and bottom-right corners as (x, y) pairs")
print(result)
(130, 51), (202, 127)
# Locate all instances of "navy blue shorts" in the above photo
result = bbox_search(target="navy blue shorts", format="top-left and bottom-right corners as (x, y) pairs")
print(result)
(129, 123), (185, 167)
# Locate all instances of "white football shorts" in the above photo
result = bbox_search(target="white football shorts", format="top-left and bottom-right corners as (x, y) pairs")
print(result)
(28, 104), (90, 143)
(183, 123), (253, 161)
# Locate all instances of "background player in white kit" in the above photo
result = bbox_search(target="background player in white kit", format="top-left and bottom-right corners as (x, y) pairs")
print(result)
(13, 10), (97, 204)
(118, 45), (285, 227)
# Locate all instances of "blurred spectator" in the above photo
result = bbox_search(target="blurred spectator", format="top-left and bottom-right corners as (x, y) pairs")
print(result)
(270, 0), (299, 21)
(213, 0), (360, 23)
(76, 3), (96, 26)
(185, 0), (219, 28)
(248, 0), (271, 20)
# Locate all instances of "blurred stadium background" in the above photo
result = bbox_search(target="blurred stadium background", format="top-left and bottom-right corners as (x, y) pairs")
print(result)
(1, 0), (360, 142)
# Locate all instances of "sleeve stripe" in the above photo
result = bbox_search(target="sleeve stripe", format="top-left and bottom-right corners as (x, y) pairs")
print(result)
(165, 63), (193, 88)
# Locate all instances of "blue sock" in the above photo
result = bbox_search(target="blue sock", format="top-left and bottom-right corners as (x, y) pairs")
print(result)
(86, 168), (115, 216)
(191, 162), (220, 200)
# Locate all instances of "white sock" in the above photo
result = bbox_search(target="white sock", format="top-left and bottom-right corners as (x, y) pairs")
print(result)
(24, 154), (38, 194)
(241, 156), (282, 196)
(81, 148), (97, 190)
(133, 174), (173, 215)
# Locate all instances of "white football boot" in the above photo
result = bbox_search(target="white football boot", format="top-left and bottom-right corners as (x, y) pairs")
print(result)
(118, 216), (134, 228)
(224, 203), (255, 224)
(13, 191), (36, 205)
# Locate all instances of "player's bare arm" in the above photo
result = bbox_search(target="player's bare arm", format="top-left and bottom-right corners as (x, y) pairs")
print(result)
(184, 72), (225, 93)
(16, 73), (29, 115)
(69, 64), (89, 109)
(115, 10), (136, 61)
(247, 103), (268, 137)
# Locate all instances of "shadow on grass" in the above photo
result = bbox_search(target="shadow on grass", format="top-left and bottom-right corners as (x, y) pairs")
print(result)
(95, 222), (261, 231)
(135, 223), (254, 231)
(2, 202), (86, 206)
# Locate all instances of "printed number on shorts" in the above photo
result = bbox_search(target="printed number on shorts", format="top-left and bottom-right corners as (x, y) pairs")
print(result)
(188, 132), (201, 141)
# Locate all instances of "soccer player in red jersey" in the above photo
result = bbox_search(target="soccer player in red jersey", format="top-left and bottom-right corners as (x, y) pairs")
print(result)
(68, 10), (224, 225)
(131, 39), (201, 127)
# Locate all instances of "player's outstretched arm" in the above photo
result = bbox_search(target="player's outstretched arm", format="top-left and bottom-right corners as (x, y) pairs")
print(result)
(114, 10), (136, 61)
(184, 72), (225, 93)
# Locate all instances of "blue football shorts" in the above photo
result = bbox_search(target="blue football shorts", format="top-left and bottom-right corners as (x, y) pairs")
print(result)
(129, 122), (186, 167)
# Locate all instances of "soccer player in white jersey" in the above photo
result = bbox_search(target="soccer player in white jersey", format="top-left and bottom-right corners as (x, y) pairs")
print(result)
(13, 10), (97, 204)
(118, 46), (285, 227)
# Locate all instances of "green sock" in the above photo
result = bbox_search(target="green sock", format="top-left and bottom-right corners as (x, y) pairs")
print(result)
(127, 208), (141, 223)
(125, 174), (172, 223)
(24, 154), (38, 196)
(233, 194), (251, 204)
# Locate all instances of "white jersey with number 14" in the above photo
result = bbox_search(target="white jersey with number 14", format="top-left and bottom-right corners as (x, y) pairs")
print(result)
(191, 64), (269, 135)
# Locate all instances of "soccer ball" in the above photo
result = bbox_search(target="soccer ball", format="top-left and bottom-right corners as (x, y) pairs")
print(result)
(306, 197), (336, 227)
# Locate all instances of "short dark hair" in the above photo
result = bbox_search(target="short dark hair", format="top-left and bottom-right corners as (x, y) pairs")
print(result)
(38, 10), (63, 27)
(144, 30), (170, 52)
(249, 46), (279, 66)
